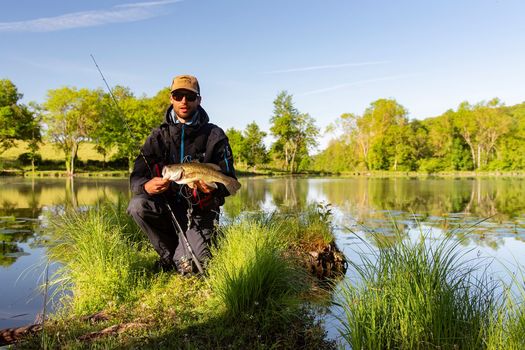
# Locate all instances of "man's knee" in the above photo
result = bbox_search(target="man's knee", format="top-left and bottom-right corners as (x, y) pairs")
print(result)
(127, 195), (152, 219)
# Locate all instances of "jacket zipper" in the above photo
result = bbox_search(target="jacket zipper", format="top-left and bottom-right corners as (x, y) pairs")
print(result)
(180, 124), (186, 163)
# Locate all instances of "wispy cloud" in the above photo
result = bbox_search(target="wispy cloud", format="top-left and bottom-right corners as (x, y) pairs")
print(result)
(0, 0), (182, 32)
(299, 75), (411, 96)
(264, 61), (389, 74)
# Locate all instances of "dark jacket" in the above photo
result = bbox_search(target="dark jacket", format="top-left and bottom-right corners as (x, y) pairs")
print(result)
(130, 105), (236, 208)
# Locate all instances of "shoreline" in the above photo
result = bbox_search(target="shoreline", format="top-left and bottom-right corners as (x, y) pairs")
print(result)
(1, 169), (525, 178)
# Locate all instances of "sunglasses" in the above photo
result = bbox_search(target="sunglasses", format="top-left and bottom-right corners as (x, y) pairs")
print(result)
(171, 91), (199, 102)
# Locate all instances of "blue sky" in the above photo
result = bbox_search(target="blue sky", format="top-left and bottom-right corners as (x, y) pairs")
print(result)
(2, 0), (524, 149)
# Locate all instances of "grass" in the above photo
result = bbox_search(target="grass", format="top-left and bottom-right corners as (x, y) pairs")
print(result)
(338, 231), (499, 349)
(207, 218), (308, 318)
(1, 141), (111, 162)
(18, 200), (337, 349)
(46, 199), (152, 315)
(485, 267), (525, 349)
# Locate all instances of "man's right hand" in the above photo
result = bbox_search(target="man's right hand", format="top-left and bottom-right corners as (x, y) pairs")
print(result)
(144, 177), (170, 195)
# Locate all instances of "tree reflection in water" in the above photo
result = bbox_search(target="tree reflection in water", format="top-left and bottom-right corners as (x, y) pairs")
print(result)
(1, 176), (525, 267)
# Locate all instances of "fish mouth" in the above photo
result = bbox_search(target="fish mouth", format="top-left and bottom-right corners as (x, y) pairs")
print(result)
(162, 166), (183, 181)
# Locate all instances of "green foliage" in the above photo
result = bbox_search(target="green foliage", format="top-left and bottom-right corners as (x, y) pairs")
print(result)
(225, 127), (244, 164)
(242, 122), (268, 166)
(453, 99), (512, 170)
(43, 87), (104, 175)
(226, 123), (269, 168)
(17, 152), (42, 165)
(339, 232), (498, 349)
(92, 86), (164, 171)
(0, 79), (40, 154)
(28, 202), (336, 349)
(317, 97), (525, 173)
(312, 139), (357, 172)
(270, 91), (318, 172)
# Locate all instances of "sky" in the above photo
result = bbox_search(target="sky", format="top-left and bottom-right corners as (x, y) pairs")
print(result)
(2, 0), (525, 149)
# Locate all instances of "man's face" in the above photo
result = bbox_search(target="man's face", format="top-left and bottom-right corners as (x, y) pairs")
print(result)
(170, 89), (201, 121)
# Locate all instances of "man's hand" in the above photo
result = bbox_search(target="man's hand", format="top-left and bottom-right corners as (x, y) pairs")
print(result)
(187, 180), (217, 194)
(144, 177), (170, 195)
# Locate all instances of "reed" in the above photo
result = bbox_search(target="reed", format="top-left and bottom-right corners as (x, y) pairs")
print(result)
(339, 232), (499, 349)
(485, 266), (525, 349)
(207, 218), (308, 318)
(47, 200), (151, 315)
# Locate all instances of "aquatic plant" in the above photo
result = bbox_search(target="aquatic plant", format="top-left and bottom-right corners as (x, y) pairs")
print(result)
(338, 231), (499, 349)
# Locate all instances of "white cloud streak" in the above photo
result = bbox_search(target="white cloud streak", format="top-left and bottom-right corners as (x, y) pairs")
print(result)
(0, 0), (182, 32)
(299, 75), (411, 96)
(264, 61), (389, 74)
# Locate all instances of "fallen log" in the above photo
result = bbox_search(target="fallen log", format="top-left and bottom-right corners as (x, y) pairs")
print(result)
(78, 322), (147, 341)
(0, 324), (42, 346)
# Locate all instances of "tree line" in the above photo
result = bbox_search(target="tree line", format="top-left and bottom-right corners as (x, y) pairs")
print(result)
(1, 78), (524, 174)
(314, 98), (525, 172)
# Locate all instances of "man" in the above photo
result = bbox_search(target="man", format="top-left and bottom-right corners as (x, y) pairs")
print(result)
(127, 75), (236, 274)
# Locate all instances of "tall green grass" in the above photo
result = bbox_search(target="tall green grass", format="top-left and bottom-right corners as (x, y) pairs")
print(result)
(47, 200), (152, 315)
(339, 232), (499, 349)
(485, 267), (525, 349)
(207, 218), (309, 318)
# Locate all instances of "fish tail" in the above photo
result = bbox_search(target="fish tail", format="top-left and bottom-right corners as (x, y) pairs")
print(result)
(224, 179), (241, 195)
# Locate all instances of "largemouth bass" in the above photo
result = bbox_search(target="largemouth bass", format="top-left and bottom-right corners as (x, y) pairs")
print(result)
(162, 163), (241, 195)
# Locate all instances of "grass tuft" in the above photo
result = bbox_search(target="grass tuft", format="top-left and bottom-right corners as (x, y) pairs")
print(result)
(207, 219), (308, 318)
(339, 231), (499, 349)
(47, 200), (152, 315)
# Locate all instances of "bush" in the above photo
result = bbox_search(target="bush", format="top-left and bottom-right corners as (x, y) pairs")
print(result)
(17, 152), (42, 165)
(418, 157), (446, 173)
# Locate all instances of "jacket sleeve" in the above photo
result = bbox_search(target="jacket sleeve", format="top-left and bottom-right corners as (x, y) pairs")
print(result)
(130, 130), (165, 195)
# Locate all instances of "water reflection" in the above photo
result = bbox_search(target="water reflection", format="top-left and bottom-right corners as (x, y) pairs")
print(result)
(0, 178), (131, 267)
(2, 176), (525, 268)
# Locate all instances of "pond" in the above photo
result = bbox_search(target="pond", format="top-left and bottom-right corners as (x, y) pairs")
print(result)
(1, 176), (525, 332)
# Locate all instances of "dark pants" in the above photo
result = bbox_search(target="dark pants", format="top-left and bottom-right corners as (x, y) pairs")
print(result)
(127, 194), (218, 271)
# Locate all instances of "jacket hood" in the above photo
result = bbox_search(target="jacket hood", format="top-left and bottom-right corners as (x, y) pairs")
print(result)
(164, 105), (210, 128)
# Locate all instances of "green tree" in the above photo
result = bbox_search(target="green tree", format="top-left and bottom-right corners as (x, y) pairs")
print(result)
(454, 99), (512, 169)
(242, 122), (268, 167)
(93, 86), (164, 172)
(226, 127), (244, 165)
(489, 103), (525, 170)
(26, 102), (44, 173)
(43, 87), (103, 175)
(0, 79), (40, 154)
(269, 91), (318, 172)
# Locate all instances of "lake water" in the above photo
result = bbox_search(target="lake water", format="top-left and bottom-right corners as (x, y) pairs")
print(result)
(1, 176), (525, 333)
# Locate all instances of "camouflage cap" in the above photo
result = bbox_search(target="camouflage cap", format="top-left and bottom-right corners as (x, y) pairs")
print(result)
(170, 75), (200, 94)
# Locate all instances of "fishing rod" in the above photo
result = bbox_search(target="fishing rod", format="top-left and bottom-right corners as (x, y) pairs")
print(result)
(90, 54), (204, 274)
